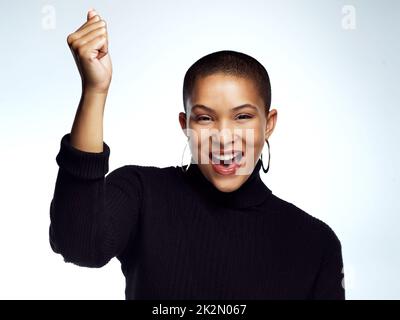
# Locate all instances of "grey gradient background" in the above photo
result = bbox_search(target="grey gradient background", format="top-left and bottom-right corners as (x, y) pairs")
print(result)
(0, 0), (399, 299)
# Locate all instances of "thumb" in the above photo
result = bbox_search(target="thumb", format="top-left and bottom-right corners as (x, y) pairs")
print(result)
(87, 8), (97, 21)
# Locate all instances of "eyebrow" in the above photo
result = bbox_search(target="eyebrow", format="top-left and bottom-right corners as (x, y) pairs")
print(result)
(191, 104), (259, 113)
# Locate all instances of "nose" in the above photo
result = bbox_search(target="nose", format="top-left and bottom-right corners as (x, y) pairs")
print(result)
(210, 126), (240, 152)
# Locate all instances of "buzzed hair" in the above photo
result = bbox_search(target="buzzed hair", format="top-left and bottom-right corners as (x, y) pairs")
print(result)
(182, 50), (271, 114)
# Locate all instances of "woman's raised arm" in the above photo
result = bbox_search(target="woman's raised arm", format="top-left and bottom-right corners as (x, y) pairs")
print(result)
(68, 8), (112, 153)
(49, 10), (141, 268)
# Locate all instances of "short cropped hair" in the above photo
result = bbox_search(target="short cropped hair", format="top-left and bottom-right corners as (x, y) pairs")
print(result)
(182, 50), (271, 114)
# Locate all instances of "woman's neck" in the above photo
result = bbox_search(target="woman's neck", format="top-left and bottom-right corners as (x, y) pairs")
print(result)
(183, 158), (272, 209)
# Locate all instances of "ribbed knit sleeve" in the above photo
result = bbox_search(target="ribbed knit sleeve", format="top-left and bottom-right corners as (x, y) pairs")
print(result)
(310, 226), (346, 300)
(49, 133), (142, 268)
(55, 133), (110, 180)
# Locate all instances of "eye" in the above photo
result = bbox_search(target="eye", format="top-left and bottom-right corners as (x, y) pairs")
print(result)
(236, 114), (253, 120)
(196, 115), (212, 122)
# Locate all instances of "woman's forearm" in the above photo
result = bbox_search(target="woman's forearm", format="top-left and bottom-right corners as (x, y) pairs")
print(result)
(70, 89), (108, 153)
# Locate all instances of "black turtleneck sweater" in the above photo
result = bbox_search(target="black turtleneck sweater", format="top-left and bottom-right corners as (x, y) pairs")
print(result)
(49, 133), (345, 300)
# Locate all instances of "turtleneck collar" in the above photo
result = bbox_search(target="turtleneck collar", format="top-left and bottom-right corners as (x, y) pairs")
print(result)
(182, 158), (272, 209)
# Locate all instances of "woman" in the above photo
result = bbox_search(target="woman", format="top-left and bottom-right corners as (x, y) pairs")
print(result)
(49, 9), (345, 300)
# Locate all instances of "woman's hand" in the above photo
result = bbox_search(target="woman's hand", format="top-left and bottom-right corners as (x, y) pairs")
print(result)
(67, 9), (112, 94)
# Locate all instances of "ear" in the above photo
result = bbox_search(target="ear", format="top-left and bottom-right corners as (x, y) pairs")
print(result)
(179, 112), (188, 137)
(265, 108), (278, 140)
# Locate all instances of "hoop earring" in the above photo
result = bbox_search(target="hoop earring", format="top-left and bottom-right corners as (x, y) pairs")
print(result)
(260, 140), (270, 174)
(181, 137), (192, 173)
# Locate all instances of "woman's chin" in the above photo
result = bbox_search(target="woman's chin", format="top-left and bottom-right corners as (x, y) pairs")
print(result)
(212, 180), (241, 193)
(207, 166), (248, 192)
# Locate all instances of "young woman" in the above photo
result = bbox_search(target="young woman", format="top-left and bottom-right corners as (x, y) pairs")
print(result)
(49, 9), (345, 300)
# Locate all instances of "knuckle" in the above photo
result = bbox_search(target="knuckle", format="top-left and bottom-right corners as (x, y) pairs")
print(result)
(66, 34), (74, 45)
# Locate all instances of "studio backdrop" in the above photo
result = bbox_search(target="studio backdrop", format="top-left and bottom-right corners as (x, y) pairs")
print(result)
(0, 0), (399, 299)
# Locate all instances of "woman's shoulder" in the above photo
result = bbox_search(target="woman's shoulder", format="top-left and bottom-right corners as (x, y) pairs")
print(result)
(268, 193), (342, 248)
(105, 163), (182, 187)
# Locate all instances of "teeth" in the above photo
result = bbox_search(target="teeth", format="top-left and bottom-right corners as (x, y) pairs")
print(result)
(213, 153), (235, 161)
(211, 151), (243, 163)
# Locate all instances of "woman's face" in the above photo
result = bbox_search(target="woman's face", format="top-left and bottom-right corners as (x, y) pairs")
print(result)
(179, 72), (277, 192)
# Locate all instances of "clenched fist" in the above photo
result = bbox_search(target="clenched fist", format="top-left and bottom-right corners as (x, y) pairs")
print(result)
(67, 9), (112, 94)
